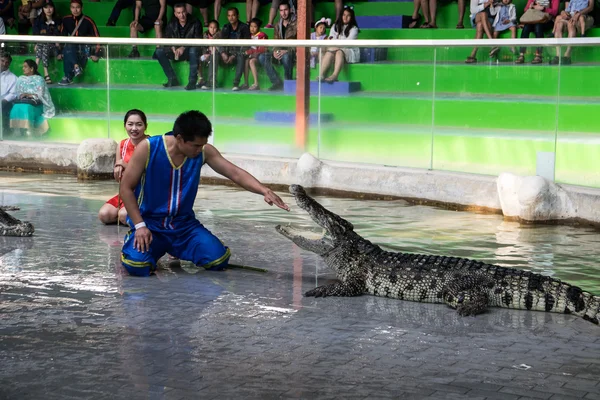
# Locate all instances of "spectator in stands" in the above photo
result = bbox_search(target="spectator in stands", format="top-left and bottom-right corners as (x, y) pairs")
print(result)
(9, 59), (55, 136)
(153, 3), (202, 90)
(270, 2), (296, 81)
(106, 0), (134, 26)
(551, 0), (594, 64)
(98, 109), (150, 225)
(198, 19), (220, 89)
(310, 17), (330, 68)
(17, 0), (44, 52)
(515, 0), (559, 64)
(319, 5), (359, 83)
(58, 0), (101, 86)
(33, 0), (62, 84)
(465, 0), (494, 63)
(245, 18), (268, 90)
(198, 0), (223, 28)
(489, 0), (517, 58)
(220, 7), (251, 91)
(409, 0), (466, 29)
(0, 0), (15, 30)
(128, 0), (167, 58)
(246, 0), (269, 25)
(0, 53), (17, 133)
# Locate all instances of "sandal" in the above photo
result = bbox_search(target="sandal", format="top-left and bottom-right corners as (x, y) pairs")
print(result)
(44, 75), (52, 84)
(489, 47), (500, 58)
(420, 22), (432, 28)
(408, 16), (421, 29)
(248, 83), (259, 90)
(456, 22), (464, 29)
(465, 56), (477, 64)
(515, 55), (525, 64)
(531, 55), (543, 64)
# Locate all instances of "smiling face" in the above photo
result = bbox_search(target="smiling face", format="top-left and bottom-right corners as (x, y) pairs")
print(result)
(125, 114), (147, 142)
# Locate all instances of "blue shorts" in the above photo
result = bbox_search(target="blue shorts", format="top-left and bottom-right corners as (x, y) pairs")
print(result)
(121, 219), (231, 277)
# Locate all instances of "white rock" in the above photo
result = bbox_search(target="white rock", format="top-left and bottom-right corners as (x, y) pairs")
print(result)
(296, 152), (323, 188)
(76, 139), (117, 179)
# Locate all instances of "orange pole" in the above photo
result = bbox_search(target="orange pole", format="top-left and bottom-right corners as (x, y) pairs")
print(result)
(295, 0), (311, 149)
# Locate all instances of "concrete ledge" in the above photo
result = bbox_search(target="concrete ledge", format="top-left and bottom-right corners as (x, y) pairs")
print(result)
(1, 141), (599, 226)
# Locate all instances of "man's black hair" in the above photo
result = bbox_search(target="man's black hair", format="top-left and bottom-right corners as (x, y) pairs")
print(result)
(173, 110), (213, 142)
(173, 3), (187, 9)
(227, 6), (239, 15)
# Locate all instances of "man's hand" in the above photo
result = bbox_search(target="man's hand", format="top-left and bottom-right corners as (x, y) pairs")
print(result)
(274, 49), (287, 60)
(263, 188), (290, 211)
(130, 20), (138, 29)
(134, 226), (152, 253)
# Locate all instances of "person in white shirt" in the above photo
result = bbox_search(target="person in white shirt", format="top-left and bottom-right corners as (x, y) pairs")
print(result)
(0, 53), (17, 132)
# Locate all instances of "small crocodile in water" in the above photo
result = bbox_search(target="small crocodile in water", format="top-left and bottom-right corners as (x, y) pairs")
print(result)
(275, 185), (600, 324)
(0, 206), (34, 237)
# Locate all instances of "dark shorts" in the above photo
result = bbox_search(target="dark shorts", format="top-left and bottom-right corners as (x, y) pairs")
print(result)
(139, 13), (165, 31)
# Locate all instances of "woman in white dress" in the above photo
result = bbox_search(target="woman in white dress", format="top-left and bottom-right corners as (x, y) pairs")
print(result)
(319, 6), (360, 83)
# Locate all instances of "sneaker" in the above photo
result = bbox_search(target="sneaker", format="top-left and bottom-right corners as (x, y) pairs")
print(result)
(73, 65), (82, 77)
(200, 84), (212, 90)
(185, 82), (196, 90)
(128, 48), (141, 58)
(58, 77), (72, 86)
(265, 23), (274, 28)
(232, 86), (240, 91)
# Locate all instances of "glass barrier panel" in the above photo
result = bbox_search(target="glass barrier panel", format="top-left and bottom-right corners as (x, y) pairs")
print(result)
(316, 45), (435, 169)
(211, 43), (304, 158)
(555, 43), (600, 188)
(0, 40), (109, 144)
(432, 43), (559, 177)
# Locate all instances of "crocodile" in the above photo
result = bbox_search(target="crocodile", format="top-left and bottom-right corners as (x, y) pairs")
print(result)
(0, 206), (35, 237)
(275, 185), (600, 324)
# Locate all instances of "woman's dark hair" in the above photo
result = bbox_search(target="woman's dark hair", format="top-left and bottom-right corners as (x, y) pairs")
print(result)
(173, 110), (212, 142)
(335, 6), (360, 37)
(24, 59), (40, 76)
(124, 109), (148, 126)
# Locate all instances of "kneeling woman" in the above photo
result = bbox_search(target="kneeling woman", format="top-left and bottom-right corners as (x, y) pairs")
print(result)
(9, 59), (55, 135)
(98, 109), (150, 225)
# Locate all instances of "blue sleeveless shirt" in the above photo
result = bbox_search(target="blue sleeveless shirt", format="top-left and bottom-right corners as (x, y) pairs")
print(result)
(132, 133), (205, 232)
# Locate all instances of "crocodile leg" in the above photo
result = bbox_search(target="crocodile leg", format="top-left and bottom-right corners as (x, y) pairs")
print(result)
(306, 277), (366, 298)
(442, 273), (494, 316)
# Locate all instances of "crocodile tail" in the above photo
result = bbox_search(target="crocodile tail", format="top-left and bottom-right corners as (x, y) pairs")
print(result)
(564, 285), (600, 325)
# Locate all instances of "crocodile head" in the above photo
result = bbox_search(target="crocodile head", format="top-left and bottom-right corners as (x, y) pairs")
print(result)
(0, 207), (35, 237)
(275, 185), (363, 256)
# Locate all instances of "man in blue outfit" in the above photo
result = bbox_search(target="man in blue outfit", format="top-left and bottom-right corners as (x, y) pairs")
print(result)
(119, 110), (289, 276)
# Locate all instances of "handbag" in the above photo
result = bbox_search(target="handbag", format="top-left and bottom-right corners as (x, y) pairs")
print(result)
(520, 8), (550, 24)
(15, 97), (41, 106)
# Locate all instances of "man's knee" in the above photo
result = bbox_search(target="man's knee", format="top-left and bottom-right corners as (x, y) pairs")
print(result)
(121, 232), (157, 276)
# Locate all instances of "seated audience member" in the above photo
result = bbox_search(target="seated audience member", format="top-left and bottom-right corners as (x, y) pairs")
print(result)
(310, 17), (330, 68)
(551, 0), (594, 64)
(319, 6), (359, 83)
(0, 0), (16, 29)
(0, 53), (17, 132)
(199, 0), (223, 28)
(0, 17), (4, 34)
(246, 0), (270, 26)
(17, 0), (43, 34)
(9, 59), (55, 136)
(153, 3), (202, 90)
(128, 0), (167, 58)
(267, 2), (296, 82)
(245, 17), (268, 90)
(58, 0), (101, 86)
(33, 0), (62, 84)
(98, 109), (150, 225)
(413, 0), (467, 28)
(465, 0), (494, 63)
(489, 0), (517, 58)
(219, 7), (251, 91)
(198, 19), (220, 89)
(106, 0), (134, 26)
(515, 0), (559, 64)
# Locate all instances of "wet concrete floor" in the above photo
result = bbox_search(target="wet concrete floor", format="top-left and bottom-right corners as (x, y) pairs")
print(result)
(0, 173), (599, 400)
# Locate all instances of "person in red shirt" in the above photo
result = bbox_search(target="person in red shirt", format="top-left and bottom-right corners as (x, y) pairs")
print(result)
(245, 18), (268, 90)
(98, 109), (150, 225)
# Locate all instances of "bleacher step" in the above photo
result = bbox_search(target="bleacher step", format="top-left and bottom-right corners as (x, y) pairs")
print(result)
(283, 79), (361, 95)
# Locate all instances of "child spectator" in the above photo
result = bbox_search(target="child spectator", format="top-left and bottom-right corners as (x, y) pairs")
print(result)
(33, 0), (61, 84)
(198, 19), (220, 89)
(98, 109), (150, 225)
(465, 0), (494, 63)
(489, 0), (517, 58)
(551, 0), (594, 64)
(245, 17), (267, 90)
(310, 17), (330, 69)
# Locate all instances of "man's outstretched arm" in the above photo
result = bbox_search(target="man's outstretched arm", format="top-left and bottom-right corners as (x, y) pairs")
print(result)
(120, 140), (153, 252)
(204, 144), (290, 211)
